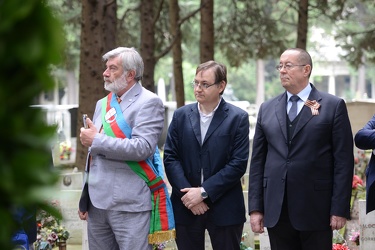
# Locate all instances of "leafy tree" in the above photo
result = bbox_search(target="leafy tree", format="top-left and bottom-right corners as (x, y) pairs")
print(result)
(335, 0), (375, 67)
(215, 0), (291, 67)
(0, 0), (64, 248)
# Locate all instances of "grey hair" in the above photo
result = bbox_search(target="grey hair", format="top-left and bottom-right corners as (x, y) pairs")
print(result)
(102, 47), (144, 81)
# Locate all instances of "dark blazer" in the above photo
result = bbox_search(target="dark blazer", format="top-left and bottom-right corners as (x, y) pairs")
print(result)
(163, 99), (249, 226)
(354, 115), (375, 213)
(248, 84), (354, 231)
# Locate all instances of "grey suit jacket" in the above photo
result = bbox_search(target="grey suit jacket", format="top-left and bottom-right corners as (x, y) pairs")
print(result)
(80, 83), (165, 212)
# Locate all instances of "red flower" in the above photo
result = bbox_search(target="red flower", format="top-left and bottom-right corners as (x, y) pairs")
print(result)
(354, 157), (359, 164)
(352, 175), (363, 189)
(332, 243), (349, 250)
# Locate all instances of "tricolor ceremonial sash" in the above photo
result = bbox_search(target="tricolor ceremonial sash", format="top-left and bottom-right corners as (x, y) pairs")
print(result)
(101, 92), (175, 244)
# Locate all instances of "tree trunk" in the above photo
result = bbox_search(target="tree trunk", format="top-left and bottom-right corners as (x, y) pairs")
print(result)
(76, 0), (117, 171)
(169, 0), (185, 108)
(296, 0), (308, 49)
(140, 0), (156, 92)
(200, 0), (214, 62)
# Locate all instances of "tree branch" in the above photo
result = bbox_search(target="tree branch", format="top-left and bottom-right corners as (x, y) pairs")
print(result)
(152, 0), (164, 27)
(105, 0), (115, 7)
(119, 3), (140, 30)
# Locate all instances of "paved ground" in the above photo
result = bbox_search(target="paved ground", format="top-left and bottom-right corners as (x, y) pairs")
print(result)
(67, 229), (255, 250)
(66, 231), (208, 250)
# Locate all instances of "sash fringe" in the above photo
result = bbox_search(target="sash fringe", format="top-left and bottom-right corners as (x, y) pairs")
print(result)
(148, 229), (176, 244)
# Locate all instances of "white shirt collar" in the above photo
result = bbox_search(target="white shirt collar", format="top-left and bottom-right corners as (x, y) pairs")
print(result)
(287, 83), (312, 102)
(197, 98), (222, 118)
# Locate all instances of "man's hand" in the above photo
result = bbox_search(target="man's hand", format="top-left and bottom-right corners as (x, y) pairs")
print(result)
(78, 210), (88, 220)
(250, 211), (264, 233)
(181, 187), (203, 209)
(190, 202), (209, 215)
(80, 118), (97, 147)
(330, 215), (347, 230)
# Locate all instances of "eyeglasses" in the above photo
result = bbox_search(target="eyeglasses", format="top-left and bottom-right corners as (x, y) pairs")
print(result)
(191, 80), (218, 89)
(276, 64), (306, 71)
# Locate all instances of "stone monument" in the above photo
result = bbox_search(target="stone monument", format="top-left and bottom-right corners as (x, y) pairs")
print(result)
(359, 199), (375, 250)
(57, 169), (85, 246)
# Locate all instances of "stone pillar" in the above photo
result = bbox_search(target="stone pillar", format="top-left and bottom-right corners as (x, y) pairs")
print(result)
(328, 74), (336, 96)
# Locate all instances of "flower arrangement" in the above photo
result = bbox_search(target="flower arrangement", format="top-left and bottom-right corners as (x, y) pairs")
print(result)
(59, 141), (72, 160)
(351, 174), (366, 206)
(34, 200), (70, 250)
(332, 229), (351, 250)
(349, 229), (360, 246)
(332, 243), (350, 250)
(240, 232), (253, 250)
(353, 149), (368, 192)
(153, 242), (167, 250)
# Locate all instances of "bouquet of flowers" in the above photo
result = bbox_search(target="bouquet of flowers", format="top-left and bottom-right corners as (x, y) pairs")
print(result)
(332, 230), (349, 250)
(332, 243), (349, 250)
(34, 200), (70, 250)
(349, 230), (360, 246)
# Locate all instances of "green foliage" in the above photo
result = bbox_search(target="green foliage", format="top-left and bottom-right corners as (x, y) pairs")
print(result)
(215, 0), (292, 67)
(47, 0), (81, 71)
(0, 0), (64, 248)
(335, 0), (375, 67)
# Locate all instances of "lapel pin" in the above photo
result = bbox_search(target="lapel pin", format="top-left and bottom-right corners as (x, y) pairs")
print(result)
(304, 100), (320, 116)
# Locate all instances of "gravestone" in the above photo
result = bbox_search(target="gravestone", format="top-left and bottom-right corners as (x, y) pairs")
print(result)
(359, 199), (375, 250)
(82, 220), (89, 250)
(258, 228), (271, 250)
(57, 170), (84, 245)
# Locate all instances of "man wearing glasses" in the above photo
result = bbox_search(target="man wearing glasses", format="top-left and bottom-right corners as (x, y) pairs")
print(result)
(163, 60), (250, 250)
(248, 48), (354, 249)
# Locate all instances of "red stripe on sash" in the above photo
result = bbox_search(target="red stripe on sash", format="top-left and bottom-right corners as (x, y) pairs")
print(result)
(139, 161), (156, 180)
(110, 120), (126, 139)
(158, 190), (169, 230)
(106, 93), (112, 112)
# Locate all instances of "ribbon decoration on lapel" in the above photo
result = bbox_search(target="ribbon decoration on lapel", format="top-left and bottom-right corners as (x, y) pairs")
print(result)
(101, 92), (175, 244)
(304, 99), (321, 116)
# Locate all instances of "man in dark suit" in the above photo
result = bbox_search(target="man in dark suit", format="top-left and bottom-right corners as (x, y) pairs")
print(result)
(354, 115), (375, 214)
(164, 60), (250, 250)
(248, 48), (354, 250)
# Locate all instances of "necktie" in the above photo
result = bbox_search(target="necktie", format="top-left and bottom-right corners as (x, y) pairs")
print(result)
(288, 95), (300, 121)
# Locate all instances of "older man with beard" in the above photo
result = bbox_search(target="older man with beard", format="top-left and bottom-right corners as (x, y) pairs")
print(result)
(77, 47), (171, 250)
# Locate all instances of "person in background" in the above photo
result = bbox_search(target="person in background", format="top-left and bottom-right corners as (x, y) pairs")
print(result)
(354, 115), (375, 214)
(11, 206), (36, 250)
(248, 48), (354, 250)
(78, 47), (174, 250)
(163, 60), (249, 250)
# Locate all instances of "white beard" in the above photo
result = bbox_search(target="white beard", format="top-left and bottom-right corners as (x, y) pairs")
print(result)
(104, 73), (128, 93)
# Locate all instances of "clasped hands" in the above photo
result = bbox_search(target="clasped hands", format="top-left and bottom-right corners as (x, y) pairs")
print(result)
(250, 212), (347, 233)
(181, 187), (209, 215)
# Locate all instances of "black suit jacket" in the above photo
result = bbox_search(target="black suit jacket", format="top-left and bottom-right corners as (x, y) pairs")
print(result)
(354, 115), (375, 214)
(249, 84), (354, 231)
(164, 99), (250, 226)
